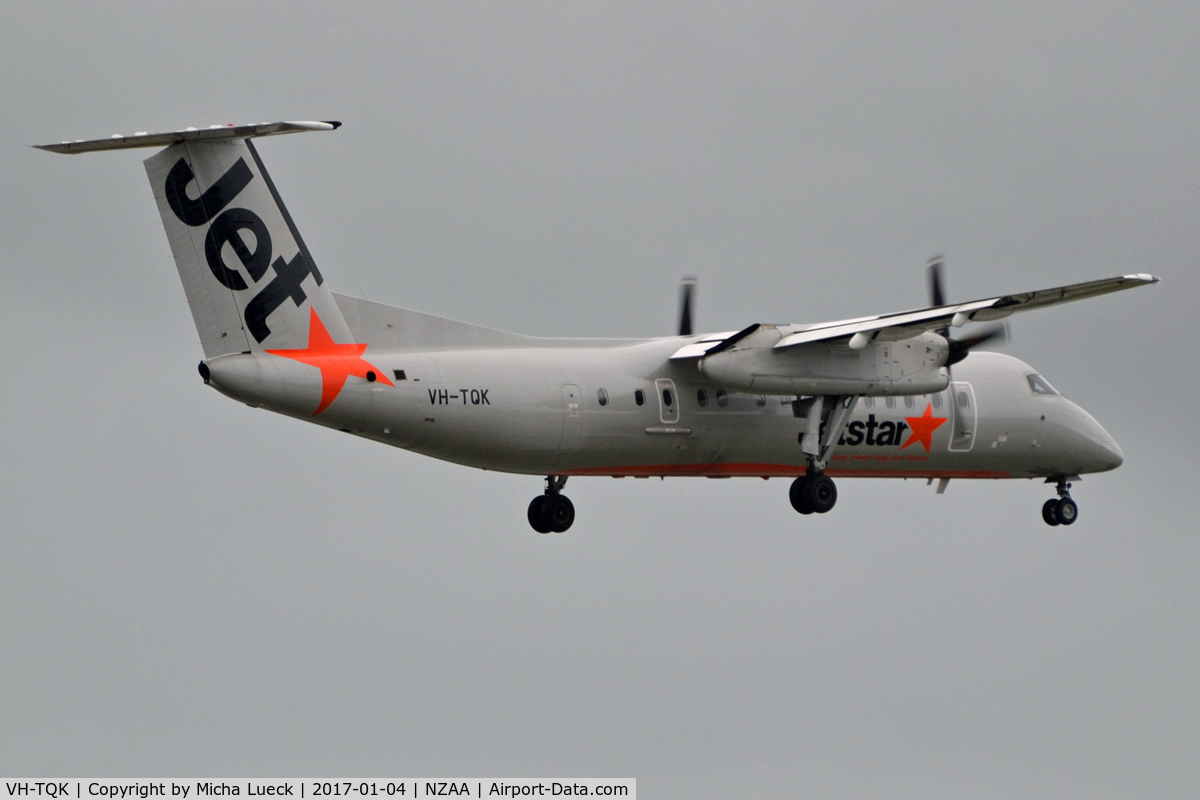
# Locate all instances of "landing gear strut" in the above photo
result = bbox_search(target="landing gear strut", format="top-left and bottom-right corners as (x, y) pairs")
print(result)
(1042, 477), (1078, 527)
(528, 475), (575, 533)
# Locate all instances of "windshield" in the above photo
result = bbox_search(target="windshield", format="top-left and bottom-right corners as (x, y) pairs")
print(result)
(1027, 373), (1060, 395)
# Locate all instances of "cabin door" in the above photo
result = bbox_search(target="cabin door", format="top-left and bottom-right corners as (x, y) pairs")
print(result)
(948, 381), (977, 452)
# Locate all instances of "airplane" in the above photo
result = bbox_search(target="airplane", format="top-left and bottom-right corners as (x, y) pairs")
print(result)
(38, 121), (1158, 533)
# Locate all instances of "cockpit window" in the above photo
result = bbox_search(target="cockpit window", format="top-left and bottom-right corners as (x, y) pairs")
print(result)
(1027, 374), (1060, 395)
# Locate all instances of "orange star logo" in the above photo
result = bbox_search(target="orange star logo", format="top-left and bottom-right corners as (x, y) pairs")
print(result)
(266, 308), (392, 415)
(901, 402), (948, 453)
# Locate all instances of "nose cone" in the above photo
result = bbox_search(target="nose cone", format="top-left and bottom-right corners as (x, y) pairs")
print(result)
(1068, 404), (1124, 473)
(1093, 434), (1124, 472)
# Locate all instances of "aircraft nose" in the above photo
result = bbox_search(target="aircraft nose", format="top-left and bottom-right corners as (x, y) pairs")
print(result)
(1069, 405), (1124, 472)
(1095, 435), (1124, 471)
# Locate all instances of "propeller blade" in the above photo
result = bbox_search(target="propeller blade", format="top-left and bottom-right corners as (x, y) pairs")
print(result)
(946, 322), (1009, 366)
(678, 277), (696, 336)
(927, 256), (946, 308)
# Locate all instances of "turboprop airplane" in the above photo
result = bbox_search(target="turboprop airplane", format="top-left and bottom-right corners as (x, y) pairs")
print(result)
(38, 121), (1158, 532)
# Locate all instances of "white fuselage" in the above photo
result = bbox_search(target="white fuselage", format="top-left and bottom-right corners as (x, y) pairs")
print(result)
(204, 329), (1124, 482)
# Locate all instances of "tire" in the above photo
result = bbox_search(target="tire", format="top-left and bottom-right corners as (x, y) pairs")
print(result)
(1056, 497), (1078, 526)
(527, 496), (552, 533)
(806, 474), (838, 514)
(1042, 498), (1060, 526)
(790, 477), (814, 514)
(542, 494), (575, 533)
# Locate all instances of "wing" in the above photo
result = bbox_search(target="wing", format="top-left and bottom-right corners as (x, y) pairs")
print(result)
(671, 273), (1159, 359)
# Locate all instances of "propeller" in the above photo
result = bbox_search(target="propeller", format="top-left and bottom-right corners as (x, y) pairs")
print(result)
(926, 256), (1008, 371)
(678, 276), (697, 336)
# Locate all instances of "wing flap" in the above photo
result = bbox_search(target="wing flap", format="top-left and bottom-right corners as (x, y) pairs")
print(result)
(669, 331), (739, 360)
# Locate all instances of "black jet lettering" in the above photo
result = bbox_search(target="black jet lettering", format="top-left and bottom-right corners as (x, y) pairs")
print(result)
(864, 413), (879, 445)
(204, 208), (273, 290)
(165, 157), (254, 227)
(842, 420), (865, 446)
(243, 252), (323, 342)
(876, 420), (896, 446)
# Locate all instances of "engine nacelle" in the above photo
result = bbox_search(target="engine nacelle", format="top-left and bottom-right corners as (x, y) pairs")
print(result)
(697, 325), (950, 396)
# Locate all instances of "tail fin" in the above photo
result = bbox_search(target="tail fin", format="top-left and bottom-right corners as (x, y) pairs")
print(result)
(144, 136), (351, 356)
(39, 122), (351, 358)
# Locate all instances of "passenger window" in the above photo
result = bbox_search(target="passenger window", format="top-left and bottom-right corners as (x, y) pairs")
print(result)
(716, 390), (728, 408)
(864, 397), (875, 408)
(1027, 374), (1060, 395)
(597, 388), (608, 407)
(662, 388), (674, 407)
(904, 396), (914, 409)
(956, 391), (970, 409)
(755, 395), (767, 408)
(635, 389), (645, 406)
(931, 393), (942, 410)
(885, 397), (896, 409)
(697, 389), (708, 408)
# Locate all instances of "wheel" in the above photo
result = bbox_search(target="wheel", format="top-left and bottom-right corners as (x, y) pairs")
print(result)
(806, 474), (838, 514)
(527, 496), (552, 533)
(541, 494), (575, 533)
(789, 477), (814, 514)
(1056, 497), (1078, 526)
(1042, 498), (1060, 526)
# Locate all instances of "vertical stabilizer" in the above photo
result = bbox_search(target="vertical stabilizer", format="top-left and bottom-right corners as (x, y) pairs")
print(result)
(144, 138), (351, 357)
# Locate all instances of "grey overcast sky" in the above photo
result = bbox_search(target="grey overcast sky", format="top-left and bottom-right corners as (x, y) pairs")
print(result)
(1, 2), (1198, 796)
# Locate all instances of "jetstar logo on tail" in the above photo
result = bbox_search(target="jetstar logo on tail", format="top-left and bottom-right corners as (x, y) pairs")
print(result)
(901, 403), (948, 453)
(267, 308), (392, 415)
(164, 155), (322, 343)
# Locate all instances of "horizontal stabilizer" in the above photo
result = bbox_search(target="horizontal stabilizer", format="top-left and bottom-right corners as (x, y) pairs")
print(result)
(36, 121), (340, 154)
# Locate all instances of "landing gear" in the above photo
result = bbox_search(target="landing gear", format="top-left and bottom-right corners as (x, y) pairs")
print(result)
(1042, 478), (1078, 527)
(1042, 498), (1060, 526)
(790, 472), (837, 515)
(1056, 497), (1078, 525)
(528, 476), (575, 533)
(789, 395), (856, 518)
(790, 477), (814, 514)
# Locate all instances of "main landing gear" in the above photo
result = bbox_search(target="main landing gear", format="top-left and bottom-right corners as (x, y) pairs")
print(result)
(789, 394), (856, 517)
(790, 471), (838, 515)
(1041, 477), (1079, 526)
(528, 475), (575, 533)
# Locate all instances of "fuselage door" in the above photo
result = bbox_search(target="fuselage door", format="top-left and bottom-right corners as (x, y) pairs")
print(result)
(947, 381), (977, 452)
(560, 383), (582, 449)
(655, 378), (680, 424)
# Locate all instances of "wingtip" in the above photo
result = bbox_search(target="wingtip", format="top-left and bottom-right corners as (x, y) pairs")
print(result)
(1122, 273), (1161, 284)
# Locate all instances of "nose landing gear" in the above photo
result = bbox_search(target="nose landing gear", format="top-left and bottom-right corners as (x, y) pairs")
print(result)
(1042, 477), (1078, 526)
(528, 475), (575, 533)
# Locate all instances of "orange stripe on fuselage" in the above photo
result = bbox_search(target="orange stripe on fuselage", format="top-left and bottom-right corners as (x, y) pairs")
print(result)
(559, 463), (1012, 479)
